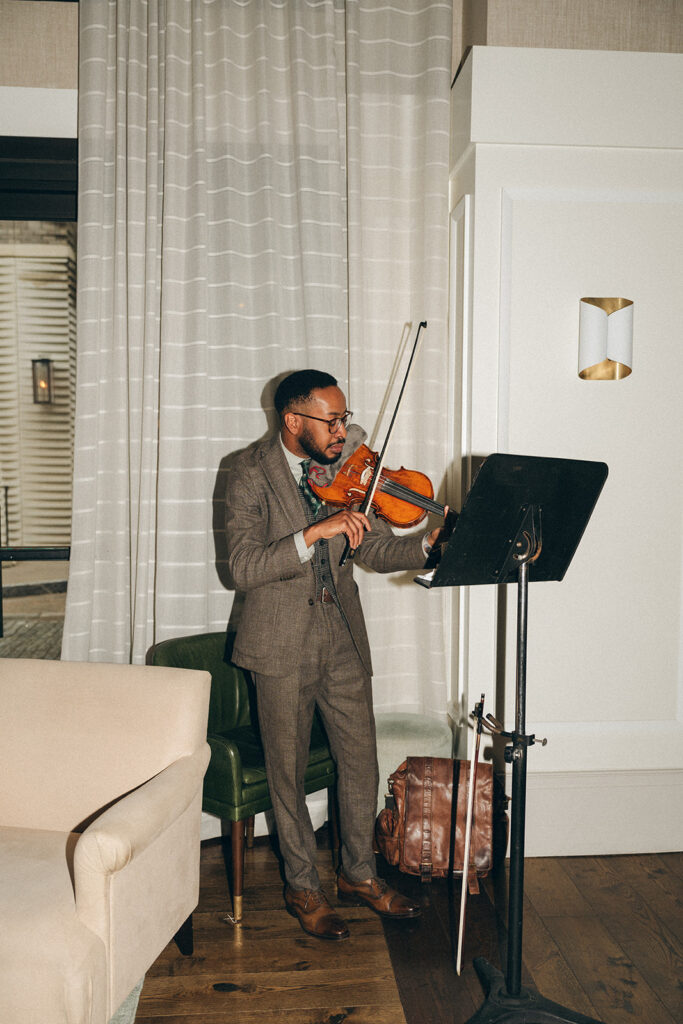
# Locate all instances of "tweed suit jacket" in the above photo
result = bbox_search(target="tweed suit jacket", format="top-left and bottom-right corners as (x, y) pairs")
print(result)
(224, 432), (426, 677)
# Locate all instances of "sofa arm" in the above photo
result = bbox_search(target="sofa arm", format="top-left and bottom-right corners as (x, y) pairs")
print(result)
(75, 745), (210, 878)
(74, 744), (210, 1013)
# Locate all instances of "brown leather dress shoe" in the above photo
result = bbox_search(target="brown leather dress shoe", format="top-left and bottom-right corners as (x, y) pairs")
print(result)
(284, 886), (350, 940)
(337, 872), (421, 919)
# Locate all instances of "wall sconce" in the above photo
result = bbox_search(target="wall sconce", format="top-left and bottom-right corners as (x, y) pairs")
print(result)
(578, 298), (633, 380)
(32, 358), (54, 403)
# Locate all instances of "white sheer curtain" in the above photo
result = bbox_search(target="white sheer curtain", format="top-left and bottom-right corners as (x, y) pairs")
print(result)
(344, 3), (452, 712)
(64, 0), (452, 715)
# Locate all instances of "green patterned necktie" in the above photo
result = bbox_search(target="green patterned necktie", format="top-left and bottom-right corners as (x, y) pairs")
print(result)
(299, 459), (322, 516)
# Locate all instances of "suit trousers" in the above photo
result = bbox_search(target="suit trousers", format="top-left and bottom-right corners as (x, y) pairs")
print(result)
(252, 600), (379, 891)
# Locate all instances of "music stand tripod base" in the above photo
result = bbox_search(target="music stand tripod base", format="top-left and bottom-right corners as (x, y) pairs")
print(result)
(466, 957), (603, 1024)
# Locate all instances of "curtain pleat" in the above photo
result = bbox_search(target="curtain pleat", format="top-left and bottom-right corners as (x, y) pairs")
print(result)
(64, 0), (452, 716)
(344, 1), (452, 712)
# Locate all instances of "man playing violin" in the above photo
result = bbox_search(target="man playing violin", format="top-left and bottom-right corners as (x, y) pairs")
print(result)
(224, 369), (445, 940)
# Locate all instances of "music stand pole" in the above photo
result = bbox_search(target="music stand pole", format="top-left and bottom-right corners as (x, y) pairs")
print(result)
(418, 452), (609, 1023)
(506, 553), (530, 998)
(466, 525), (602, 1024)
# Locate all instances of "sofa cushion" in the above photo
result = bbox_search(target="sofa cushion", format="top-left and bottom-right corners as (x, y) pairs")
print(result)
(0, 826), (107, 1024)
(1, 659), (209, 832)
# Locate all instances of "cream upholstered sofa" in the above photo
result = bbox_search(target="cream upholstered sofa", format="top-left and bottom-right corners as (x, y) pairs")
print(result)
(0, 657), (211, 1024)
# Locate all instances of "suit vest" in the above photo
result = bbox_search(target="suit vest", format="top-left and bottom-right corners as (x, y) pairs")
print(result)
(296, 489), (341, 607)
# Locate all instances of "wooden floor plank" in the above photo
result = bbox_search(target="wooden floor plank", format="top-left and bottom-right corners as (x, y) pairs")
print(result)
(560, 856), (683, 1021)
(383, 886), (480, 1024)
(137, 968), (404, 1017)
(430, 876), (507, 1020)
(146, 911), (386, 978)
(146, 944), (393, 981)
(519, 893), (600, 1019)
(137, 837), (405, 1024)
(377, 861), (506, 1023)
(478, 862), (599, 1018)
(657, 852), (683, 882)
(614, 853), (683, 903)
(136, 1008), (402, 1024)
(542, 914), (677, 1024)
(598, 854), (683, 944)
(523, 856), (595, 917)
(135, 837), (683, 1024)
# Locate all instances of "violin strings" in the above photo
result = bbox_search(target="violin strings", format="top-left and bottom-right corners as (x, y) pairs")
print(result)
(379, 476), (444, 516)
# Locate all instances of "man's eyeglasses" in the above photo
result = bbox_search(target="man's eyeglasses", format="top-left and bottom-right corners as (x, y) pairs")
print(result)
(293, 410), (353, 433)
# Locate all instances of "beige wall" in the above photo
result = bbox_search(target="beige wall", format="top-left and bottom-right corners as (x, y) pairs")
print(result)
(14, 0), (678, 124)
(2, 0), (682, 92)
(0, 0), (78, 89)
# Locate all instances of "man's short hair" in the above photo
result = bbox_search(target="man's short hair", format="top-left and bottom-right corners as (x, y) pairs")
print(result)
(274, 369), (337, 419)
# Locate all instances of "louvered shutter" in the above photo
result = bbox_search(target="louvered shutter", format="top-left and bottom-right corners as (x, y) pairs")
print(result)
(0, 238), (76, 546)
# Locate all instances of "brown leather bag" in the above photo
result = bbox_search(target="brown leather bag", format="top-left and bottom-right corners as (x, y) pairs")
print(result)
(375, 756), (496, 892)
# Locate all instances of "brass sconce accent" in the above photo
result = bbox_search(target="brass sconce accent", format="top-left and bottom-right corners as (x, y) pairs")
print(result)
(578, 298), (633, 380)
(32, 358), (54, 403)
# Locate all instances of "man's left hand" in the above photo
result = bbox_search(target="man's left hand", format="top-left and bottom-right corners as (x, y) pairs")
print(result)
(427, 506), (454, 549)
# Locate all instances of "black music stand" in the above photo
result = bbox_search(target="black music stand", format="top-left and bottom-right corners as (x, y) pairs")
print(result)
(418, 453), (608, 1024)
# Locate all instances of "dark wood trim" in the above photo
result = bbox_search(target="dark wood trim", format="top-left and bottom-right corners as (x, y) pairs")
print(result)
(0, 547), (71, 637)
(0, 137), (77, 221)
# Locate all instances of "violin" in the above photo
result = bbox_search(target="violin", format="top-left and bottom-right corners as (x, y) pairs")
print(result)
(308, 443), (447, 528)
(329, 321), (454, 564)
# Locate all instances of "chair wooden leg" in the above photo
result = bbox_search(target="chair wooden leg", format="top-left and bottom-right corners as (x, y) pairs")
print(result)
(231, 820), (245, 922)
(245, 814), (255, 849)
(174, 913), (193, 956)
(328, 786), (340, 870)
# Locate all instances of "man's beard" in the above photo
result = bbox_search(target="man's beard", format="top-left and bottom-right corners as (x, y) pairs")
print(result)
(299, 425), (343, 465)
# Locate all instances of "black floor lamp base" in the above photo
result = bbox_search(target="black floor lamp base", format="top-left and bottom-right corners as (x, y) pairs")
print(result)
(465, 958), (604, 1024)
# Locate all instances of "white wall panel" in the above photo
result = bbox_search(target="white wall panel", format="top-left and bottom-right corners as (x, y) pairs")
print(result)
(499, 188), (682, 741)
(450, 48), (683, 855)
(465, 48), (683, 151)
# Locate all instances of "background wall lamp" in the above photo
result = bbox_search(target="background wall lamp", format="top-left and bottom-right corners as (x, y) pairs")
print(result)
(32, 358), (54, 403)
(578, 298), (633, 380)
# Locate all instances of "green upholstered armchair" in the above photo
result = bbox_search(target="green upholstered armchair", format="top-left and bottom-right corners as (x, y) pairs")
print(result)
(150, 631), (337, 922)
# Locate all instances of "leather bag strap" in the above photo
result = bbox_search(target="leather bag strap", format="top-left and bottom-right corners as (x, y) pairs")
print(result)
(420, 756), (434, 882)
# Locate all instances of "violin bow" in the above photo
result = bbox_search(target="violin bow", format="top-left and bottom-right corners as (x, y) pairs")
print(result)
(339, 320), (427, 566)
(456, 693), (485, 976)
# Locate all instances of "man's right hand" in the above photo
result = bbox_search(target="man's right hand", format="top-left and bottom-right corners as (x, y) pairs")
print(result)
(304, 509), (371, 550)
